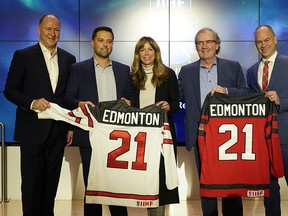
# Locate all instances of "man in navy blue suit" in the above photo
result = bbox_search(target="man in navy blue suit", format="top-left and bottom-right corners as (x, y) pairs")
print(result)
(246, 24), (288, 216)
(178, 27), (249, 216)
(4, 14), (76, 216)
(63, 26), (133, 216)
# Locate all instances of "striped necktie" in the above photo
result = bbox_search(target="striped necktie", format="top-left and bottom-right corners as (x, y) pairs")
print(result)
(262, 61), (269, 92)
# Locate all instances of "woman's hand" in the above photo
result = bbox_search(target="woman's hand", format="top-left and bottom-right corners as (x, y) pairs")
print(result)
(157, 101), (170, 111)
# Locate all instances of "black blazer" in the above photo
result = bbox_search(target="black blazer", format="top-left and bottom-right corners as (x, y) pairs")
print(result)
(4, 43), (76, 144)
(131, 67), (179, 145)
(63, 57), (133, 147)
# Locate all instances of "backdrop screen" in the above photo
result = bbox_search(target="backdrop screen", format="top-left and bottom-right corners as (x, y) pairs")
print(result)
(1, 0), (288, 144)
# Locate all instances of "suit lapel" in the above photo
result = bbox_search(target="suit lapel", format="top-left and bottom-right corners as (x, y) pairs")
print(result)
(217, 58), (228, 86)
(87, 58), (99, 102)
(35, 44), (54, 94)
(269, 54), (281, 90)
(192, 61), (201, 109)
(244, 60), (262, 93)
(251, 61), (262, 92)
(55, 49), (63, 95)
(112, 61), (121, 98)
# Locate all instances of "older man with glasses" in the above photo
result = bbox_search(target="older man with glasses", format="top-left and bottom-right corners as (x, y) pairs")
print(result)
(178, 27), (249, 216)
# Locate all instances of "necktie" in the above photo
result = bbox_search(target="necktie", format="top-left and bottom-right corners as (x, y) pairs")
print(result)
(262, 61), (269, 92)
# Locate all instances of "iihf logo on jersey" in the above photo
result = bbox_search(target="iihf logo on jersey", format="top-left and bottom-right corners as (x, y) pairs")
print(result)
(247, 190), (265, 197)
(136, 201), (154, 207)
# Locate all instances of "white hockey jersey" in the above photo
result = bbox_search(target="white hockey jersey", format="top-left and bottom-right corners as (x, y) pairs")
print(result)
(38, 99), (179, 207)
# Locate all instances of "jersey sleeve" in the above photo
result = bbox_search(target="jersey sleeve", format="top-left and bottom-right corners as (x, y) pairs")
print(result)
(162, 122), (179, 190)
(266, 104), (284, 178)
(38, 103), (95, 131)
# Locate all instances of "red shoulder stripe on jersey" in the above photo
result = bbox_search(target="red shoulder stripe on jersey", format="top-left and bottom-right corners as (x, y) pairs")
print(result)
(80, 106), (93, 127)
(68, 111), (82, 124)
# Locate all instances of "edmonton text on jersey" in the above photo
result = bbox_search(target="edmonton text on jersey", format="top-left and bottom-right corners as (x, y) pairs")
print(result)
(102, 110), (161, 126)
(210, 103), (266, 117)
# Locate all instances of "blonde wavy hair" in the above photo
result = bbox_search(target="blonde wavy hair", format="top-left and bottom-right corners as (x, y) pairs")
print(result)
(131, 36), (168, 90)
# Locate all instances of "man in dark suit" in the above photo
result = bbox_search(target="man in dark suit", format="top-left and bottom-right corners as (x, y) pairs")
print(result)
(4, 14), (76, 216)
(246, 24), (288, 216)
(178, 27), (249, 216)
(63, 26), (133, 216)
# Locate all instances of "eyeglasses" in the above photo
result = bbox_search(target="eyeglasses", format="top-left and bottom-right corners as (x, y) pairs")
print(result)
(196, 40), (216, 46)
